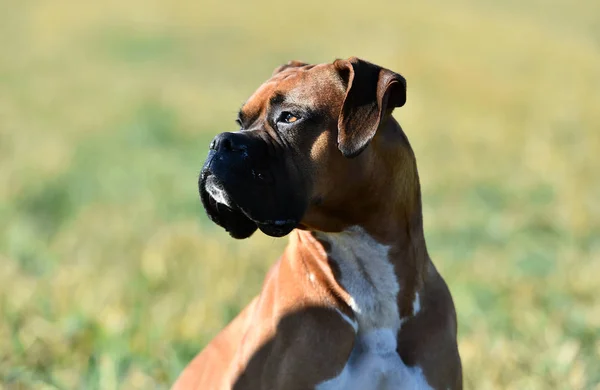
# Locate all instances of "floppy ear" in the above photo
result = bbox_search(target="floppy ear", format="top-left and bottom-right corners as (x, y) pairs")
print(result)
(272, 60), (309, 76)
(334, 57), (407, 158)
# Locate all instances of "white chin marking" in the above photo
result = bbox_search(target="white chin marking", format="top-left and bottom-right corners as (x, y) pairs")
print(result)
(206, 183), (231, 207)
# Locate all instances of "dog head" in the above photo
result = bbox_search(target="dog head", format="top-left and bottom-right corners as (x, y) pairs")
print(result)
(199, 57), (409, 238)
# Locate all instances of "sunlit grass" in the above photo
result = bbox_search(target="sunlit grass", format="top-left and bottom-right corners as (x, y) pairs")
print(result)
(0, 0), (599, 389)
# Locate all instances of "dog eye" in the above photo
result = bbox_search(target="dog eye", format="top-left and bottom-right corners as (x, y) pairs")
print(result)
(279, 112), (299, 124)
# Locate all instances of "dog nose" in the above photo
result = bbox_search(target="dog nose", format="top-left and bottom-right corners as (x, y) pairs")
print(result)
(210, 132), (247, 153)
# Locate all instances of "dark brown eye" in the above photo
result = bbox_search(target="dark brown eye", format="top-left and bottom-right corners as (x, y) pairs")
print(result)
(279, 112), (299, 124)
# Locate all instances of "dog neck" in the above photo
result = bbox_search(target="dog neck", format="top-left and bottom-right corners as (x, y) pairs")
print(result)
(292, 122), (429, 330)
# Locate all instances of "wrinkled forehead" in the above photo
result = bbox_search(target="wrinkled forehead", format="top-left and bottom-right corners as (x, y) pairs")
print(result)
(240, 63), (343, 120)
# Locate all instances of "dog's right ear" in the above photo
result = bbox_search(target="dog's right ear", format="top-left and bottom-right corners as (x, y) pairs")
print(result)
(272, 60), (309, 76)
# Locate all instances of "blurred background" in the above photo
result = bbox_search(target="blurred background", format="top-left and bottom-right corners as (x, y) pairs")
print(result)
(0, 0), (599, 389)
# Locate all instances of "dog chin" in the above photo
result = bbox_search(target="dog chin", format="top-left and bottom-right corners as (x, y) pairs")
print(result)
(199, 174), (299, 239)
(199, 174), (258, 239)
(256, 220), (298, 238)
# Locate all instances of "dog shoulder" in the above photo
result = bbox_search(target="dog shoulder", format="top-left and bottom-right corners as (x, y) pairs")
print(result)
(233, 306), (356, 390)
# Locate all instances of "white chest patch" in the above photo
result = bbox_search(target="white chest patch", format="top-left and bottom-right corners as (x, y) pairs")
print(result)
(316, 226), (401, 333)
(314, 227), (432, 390)
(315, 329), (433, 390)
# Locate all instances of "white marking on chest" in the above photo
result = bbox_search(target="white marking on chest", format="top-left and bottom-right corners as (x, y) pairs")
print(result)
(316, 328), (433, 390)
(334, 308), (358, 333)
(413, 292), (421, 315)
(315, 227), (432, 390)
(316, 226), (401, 333)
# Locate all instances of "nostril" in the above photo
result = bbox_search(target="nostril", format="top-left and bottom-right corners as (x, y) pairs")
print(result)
(212, 132), (247, 153)
(220, 137), (233, 151)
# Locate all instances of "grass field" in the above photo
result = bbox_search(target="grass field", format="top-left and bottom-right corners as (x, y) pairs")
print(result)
(0, 0), (599, 389)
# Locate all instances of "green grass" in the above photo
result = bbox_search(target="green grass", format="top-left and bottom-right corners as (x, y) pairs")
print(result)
(0, 0), (599, 389)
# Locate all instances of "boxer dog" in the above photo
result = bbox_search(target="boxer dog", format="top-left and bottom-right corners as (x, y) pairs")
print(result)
(172, 57), (462, 389)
